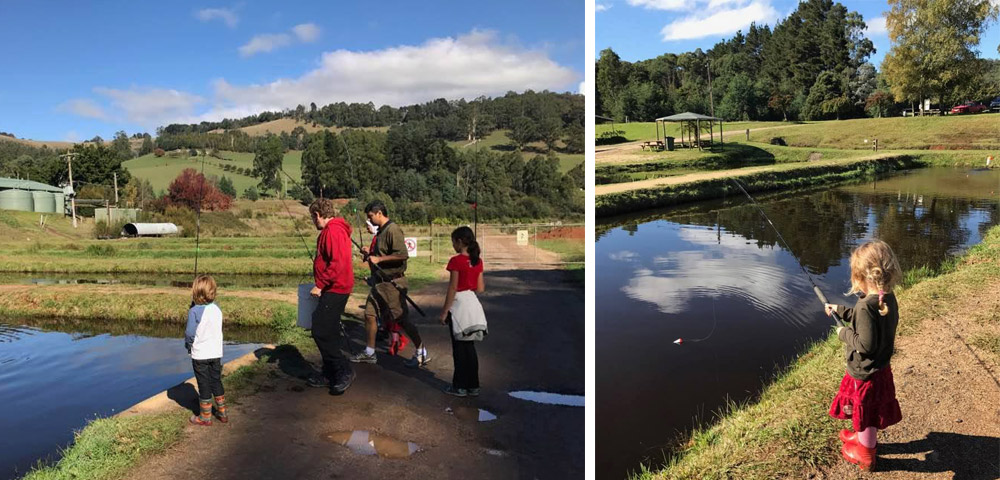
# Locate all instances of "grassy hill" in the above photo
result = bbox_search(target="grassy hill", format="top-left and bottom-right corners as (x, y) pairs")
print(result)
(746, 114), (1000, 149)
(449, 129), (584, 173)
(123, 151), (304, 194)
(0, 134), (77, 150)
(207, 118), (388, 136)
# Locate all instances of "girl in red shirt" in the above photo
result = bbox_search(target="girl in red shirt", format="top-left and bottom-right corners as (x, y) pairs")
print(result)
(439, 226), (486, 397)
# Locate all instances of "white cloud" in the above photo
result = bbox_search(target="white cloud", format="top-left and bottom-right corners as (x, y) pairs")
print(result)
(239, 33), (294, 57)
(292, 23), (321, 42)
(92, 87), (205, 129)
(57, 99), (108, 120)
(240, 23), (321, 57)
(195, 8), (238, 28)
(213, 30), (579, 115)
(627, 0), (688, 10)
(596, 3), (611, 12)
(63, 130), (80, 142)
(866, 15), (887, 35)
(62, 30), (578, 130)
(660, 1), (778, 40)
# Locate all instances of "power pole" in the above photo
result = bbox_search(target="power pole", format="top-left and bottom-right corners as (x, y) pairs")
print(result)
(707, 61), (715, 118)
(113, 172), (119, 205)
(60, 153), (78, 228)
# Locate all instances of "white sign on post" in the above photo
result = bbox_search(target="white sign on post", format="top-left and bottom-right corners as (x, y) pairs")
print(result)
(516, 230), (529, 246)
(405, 237), (418, 257)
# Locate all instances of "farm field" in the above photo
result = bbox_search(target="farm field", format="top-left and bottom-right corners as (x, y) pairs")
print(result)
(449, 129), (584, 173)
(207, 118), (389, 136)
(124, 151), (304, 193)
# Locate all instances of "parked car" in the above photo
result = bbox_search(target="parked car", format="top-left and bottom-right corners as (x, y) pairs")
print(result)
(950, 102), (987, 114)
(990, 97), (1000, 111)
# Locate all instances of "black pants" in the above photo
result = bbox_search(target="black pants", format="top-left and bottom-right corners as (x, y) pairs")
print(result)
(312, 292), (353, 381)
(448, 318), (479, 389)
(192, 358), (224, 401)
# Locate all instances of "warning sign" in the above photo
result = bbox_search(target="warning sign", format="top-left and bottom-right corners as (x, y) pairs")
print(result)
(405, 237), (418, 257)
(516, 230), (529, 246)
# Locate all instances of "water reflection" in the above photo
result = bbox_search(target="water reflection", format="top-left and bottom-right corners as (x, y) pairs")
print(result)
(0, 323), (262, 480)
(596, 168), (1000, 479)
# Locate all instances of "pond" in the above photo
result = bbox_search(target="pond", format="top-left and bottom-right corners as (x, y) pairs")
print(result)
(596, 168), (1000, 479)
(0, 321), (265, 480)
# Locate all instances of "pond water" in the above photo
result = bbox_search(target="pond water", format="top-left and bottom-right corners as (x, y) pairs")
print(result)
(596, 168), (1000, 479)
(0, 322), (263, 480)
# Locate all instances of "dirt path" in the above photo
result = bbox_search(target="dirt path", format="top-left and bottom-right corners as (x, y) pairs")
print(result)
(594, 154), (890, 196)
(816, 279), (1000, 479)
(119, 254), (583, 479)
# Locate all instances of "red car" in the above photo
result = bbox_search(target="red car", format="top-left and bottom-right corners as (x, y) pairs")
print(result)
(950, 102), (987, 114)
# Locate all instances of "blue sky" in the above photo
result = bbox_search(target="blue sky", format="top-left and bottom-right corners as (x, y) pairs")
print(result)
(597, 0), (1000, 66)
(1, 0), (583, 142)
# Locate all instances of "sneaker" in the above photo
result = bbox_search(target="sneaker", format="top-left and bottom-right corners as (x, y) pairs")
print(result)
(330, 370), (356, 395)
(444, 386), (468, 397)
(349, 350), (378, 364)
(306, 374), (330, 388)
(404, 350), (430, 368)
(467, 388), (480, 397)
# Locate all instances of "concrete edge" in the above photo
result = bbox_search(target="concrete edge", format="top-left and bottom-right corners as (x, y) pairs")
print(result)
(116, 344), (276, 418)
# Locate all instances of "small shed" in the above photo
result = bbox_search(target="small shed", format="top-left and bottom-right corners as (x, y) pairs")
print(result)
(655, 112), (724, 151)
(122, 223), (178, 237)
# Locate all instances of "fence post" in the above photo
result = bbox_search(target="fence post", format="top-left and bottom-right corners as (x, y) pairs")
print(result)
(745, 129), (749, 141)
(429, 221), (434, 264)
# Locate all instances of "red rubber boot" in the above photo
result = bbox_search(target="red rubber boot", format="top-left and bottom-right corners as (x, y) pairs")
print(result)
(841, 440), (875, 471)
(839, 429), (857, 444)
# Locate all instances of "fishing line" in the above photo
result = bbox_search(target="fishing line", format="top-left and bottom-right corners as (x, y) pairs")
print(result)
(729, 178), (845, 328)
(674, 294), (718, 345)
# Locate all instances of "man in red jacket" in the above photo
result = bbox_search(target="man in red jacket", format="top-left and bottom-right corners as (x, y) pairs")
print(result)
(306, 198), (356, 395)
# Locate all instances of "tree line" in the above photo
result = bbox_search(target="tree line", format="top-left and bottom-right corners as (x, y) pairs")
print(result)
(597, 0), (999, 123)
(156, 90), (584, 153)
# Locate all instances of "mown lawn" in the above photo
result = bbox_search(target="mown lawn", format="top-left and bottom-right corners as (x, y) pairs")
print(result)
(597, 120), (792, 142)
(746, 114), (1000, 150)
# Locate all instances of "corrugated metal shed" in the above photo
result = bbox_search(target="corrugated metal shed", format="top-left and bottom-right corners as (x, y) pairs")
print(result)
(0, 178), (63, 193)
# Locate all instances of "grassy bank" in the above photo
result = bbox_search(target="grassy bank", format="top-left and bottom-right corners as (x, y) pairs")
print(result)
(537, 237), (585, 285)
(596, 155), (919, 217)
(746, 115), (1000, 150)
(637, 224), (1000, 479)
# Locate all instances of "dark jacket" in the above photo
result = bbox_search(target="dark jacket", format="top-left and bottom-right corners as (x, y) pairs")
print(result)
(314, 218), (354, 294)
(836, 292), (898, 381)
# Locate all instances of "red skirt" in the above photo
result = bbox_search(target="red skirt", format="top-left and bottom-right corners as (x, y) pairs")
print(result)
(829, 366), (902, 432)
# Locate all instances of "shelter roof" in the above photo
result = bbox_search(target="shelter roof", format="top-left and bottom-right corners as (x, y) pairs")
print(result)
(656, 112), (722, 122)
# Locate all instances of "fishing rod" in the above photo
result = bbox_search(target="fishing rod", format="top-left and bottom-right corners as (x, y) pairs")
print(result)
(729, 178), (846, 328)
(193, 150), (207, 279)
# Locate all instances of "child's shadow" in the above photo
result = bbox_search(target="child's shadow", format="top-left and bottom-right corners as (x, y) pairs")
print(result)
(878, 431), (1000, 479)
(166, 382), (199, 414)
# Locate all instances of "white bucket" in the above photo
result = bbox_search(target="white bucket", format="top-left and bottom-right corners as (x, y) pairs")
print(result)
(298, 284), (319, 329)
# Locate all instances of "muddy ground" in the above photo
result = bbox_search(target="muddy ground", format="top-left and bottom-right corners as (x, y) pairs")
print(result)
(122, 264), (584, 480)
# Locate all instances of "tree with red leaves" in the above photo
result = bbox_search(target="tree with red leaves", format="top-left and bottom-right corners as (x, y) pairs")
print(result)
(167, 168), (232, 211)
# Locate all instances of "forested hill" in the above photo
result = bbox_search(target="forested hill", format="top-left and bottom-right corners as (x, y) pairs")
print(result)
(597, 0), (1000, 123)
(156, 90), (583, 153)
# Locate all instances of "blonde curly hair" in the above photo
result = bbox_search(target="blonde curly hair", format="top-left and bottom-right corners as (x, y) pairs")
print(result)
(847, 240), (901, 316)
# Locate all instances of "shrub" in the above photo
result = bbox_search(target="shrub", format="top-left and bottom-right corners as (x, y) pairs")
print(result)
(769, 137), (787, 146)
(243, 186), (259, 201)
(84, 244), (117, 256)
(153, 148), (165, 157)
(93, 220), (128, 238)
(166, 168), (232, 211)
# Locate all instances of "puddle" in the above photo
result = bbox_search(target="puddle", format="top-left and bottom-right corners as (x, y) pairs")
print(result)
(446, 406), (497, 422)
(508, 391), (585, 407)
(324, 431), (420, 459)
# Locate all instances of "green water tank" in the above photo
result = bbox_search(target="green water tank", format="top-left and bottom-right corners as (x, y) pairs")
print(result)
(54, 193), (65, 214)
(0, 189), (34, 212)
(32, 191), (56, 213)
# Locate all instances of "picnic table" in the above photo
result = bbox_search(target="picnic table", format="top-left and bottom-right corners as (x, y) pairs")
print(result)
(640, 140), (664, 151)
